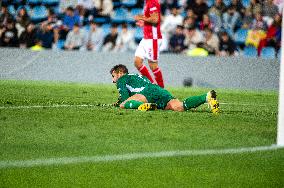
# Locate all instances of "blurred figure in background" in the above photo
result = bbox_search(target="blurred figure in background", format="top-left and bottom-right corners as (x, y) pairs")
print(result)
(15, 7), (30, 37)
(0, 19), (19, 47)
(102, 24), (118, 51)
(0, 5), (14, 27)
(169, 25), (186, 53)
(222, 6), (241, 37)
(60, 7), (80, 40)
(201, 27), (219, 55)
(114, 23), (136, 52)
(64, 23), (86, 50)
(93, 0), (113, 20)
(37, 23), (55, 49)
(186, 0), (208, 22)
(184, 26), (204, 50)
(218, 31), (238, 56)
(19, 22), (37, 48)
(161, 6), (183, 51)
(86, 21), (103, 51)
(262, 0), (280, 26)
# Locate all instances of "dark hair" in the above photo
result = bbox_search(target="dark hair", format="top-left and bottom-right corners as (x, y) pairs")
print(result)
(110, 64), (128, 74)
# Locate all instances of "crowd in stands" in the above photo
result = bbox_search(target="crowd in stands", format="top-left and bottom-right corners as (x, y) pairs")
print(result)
(0, 0), (282, 58)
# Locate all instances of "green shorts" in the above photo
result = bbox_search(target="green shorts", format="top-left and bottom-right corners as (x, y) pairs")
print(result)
(139, 85), (175, 109)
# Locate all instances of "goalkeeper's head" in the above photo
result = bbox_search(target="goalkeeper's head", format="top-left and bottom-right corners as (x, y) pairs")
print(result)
(110, 64), (129, 83)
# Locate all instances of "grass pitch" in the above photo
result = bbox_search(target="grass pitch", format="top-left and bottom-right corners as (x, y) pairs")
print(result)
(0, 80), (283, 187)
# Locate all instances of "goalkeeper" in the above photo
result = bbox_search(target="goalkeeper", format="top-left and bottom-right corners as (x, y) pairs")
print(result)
(111, 64), (219, 113)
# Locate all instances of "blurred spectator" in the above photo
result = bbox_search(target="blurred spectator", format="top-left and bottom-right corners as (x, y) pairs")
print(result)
(184, 9), (197, 20)
(0, 19), (19, 47)
(169, 25), (186, 53)
(161, 6), (183, 51)
(184, 26), (204, 50)
(86, 21), (103, 51)
(262, 0), (279, 26)
(209, 0), (227, 16)
(208, 0), (226, 32)
(251, 12), (267, 30)
(77, 0), (95, 18)
(60, 7), (81, 39)
(161, 6), (183, 37)
(161, 0), (179, 15)
(246, 0), (262, 16)
(200, 27), (219, 55)
(93, 0), (113, 19)
(43, 8), (58, 26)
(242, 8), (254, 29)
(102, 24), (118, 51)
(230, 0), (245, 17)
(222, 6), (241, 37)
(186, 0), (208, 22)
(15, 7), (30, 37)
(19, 22), (37, 48)
(274, 0), (284, 13)
(199, 14), (213, 31)
(218, 31), (238, 56)
(64, 23), (86, 50)
(0, 5), (14, 27)
(183, 16), (196, 29)
(114, 24), (136, 52)
(258, 14), (281, 56)
(37, 23), (55, 49)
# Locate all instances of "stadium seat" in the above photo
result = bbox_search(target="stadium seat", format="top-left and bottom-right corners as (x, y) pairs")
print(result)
(56, 40), (65, 50)
(113, 0), (122, 8)
(42, 0), (59, 6)
(260, 47), (276, 59)
(243, 46), (258, 57)
(101, 24), (111, 36)
(122, 0), (137, 8)
(223, 0), (231, 6)
(207, 0), (214, 7)
(93, 17), (109, 24)
(134, 27), (143, 43)
(27, 0), (42, 6)
(234, 28), (248, 46)
(111, 8), (128, 24)
(30, 6), (48, 23)
(8, 5), (16, 16)
(241, 0), (250, 8)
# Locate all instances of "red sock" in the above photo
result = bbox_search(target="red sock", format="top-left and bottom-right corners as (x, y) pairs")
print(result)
(152, 67), (164, 88)
(138, 65), (154, 83)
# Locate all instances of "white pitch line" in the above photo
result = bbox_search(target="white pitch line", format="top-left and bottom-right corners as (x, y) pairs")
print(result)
(0, 103), (276, 110)
(0, 145), (283, 169)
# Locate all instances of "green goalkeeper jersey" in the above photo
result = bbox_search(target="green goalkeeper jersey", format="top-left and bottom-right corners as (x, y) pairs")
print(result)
(116, 74), (175, 109)
(116, 74), (152, 103)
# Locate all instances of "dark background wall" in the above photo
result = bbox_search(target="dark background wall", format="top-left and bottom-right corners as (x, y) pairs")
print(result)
(0, 48), (280, 90)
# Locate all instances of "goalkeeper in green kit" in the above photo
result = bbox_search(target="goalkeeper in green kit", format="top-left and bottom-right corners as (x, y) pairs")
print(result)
(110, 64), (220, 113)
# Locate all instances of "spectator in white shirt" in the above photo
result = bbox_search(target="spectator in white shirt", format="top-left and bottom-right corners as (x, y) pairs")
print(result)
(64, 23), (86, 50)
(114, 23), (136, 52)
(184, 26), (204, 50)
(86, 21), (103, 51)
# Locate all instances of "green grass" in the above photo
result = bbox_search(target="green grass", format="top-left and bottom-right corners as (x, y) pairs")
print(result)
(0, 80), (283, 187)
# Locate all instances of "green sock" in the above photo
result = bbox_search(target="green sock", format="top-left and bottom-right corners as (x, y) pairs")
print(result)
(124, 100), (144, 109)
(183, 94), (207, 110)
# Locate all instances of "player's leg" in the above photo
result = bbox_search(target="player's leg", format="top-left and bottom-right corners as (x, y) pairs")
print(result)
(148, 39), (164, 88)
(164, 99), (184, 112)
(120, 94), (147, 109)
(134, 39), (154, 83)
(120, 94), (157, 111)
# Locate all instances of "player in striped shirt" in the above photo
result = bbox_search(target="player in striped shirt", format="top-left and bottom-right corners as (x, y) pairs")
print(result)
(134, 0), (164, 88)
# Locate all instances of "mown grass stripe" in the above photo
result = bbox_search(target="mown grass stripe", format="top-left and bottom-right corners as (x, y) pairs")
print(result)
(0, 145), (283, 169)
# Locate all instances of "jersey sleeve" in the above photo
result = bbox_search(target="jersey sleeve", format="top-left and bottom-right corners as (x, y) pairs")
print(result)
(116, 77), (130, 103)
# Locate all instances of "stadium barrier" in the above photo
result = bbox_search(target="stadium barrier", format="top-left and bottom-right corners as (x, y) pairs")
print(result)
(0, 48), (280, 90)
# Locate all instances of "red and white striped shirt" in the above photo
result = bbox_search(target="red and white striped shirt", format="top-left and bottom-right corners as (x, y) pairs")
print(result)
(143, 0), (162, 39)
